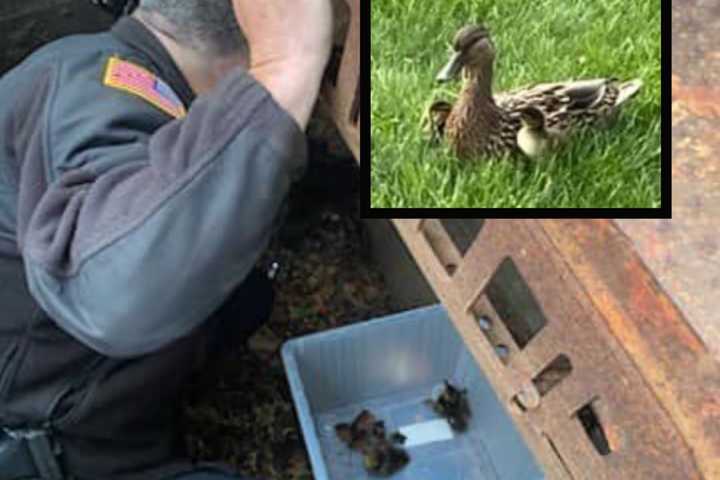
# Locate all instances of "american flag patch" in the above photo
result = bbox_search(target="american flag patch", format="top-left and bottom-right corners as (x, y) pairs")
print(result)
(103, 57), (187, 119)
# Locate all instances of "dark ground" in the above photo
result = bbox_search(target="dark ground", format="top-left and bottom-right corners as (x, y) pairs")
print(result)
(182, 139), (394, 479)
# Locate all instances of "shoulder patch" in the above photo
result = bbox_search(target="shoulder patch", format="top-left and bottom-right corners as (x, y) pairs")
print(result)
(103, 56), (187, 119)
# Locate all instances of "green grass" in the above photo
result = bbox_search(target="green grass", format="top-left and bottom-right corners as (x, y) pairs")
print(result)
(371, 0), (661, 209)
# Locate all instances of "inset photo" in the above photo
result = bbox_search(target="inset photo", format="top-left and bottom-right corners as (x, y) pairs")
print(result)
(370, 0), (662, 212)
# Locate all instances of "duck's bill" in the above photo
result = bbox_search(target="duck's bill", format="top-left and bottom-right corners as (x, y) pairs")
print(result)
(436, 52), (463, 83)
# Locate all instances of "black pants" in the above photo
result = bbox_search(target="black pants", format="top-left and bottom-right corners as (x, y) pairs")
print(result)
(175, 268), (274, 480)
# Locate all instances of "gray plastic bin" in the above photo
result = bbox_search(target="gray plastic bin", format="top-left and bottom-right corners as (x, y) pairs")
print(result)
(282, 305), (544, 480)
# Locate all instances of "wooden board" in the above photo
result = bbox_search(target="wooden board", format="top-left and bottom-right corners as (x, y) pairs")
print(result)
(324, 0), (360, 161)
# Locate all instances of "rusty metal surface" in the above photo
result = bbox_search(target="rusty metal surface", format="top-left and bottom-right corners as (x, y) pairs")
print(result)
(614, 217), (720, 362)
(540, 220), (720, 479)
(392, 219), (705, 480)
(324, 0), (360, 161)
(615, 0), (720, 366)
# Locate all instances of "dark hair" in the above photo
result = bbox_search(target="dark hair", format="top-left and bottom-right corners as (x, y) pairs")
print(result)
(139, 0), (247, 56)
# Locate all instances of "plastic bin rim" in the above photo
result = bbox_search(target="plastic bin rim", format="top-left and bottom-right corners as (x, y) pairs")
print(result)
(280, 303), (447, 356)
(279, 304), (447, 480)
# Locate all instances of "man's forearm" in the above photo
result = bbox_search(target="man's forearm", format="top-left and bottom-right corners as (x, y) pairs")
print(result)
(232, 0), (334, 129)
(250, 56), (327, 129)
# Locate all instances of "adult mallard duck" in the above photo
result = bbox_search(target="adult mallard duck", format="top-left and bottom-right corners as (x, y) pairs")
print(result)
(430, 24), (643, 159)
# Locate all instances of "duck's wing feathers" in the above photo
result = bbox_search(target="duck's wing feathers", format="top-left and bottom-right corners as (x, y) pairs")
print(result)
(615, 79), (643, 106)
(557, 79), (610, 109)
(498, 79), (612, 110)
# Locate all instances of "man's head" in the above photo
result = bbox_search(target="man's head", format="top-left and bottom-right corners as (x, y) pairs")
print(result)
(137, 0), (247, 57)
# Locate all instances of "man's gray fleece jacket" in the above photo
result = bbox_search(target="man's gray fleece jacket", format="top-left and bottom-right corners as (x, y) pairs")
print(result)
(0, 16), (306, 479)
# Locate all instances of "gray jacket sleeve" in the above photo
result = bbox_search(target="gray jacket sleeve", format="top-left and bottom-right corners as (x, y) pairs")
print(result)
(16, 54), (306, 358)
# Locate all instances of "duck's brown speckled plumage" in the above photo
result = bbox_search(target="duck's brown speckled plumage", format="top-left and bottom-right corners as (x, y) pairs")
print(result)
(444, 69), (521, 158)
(430, 25), (642, 159)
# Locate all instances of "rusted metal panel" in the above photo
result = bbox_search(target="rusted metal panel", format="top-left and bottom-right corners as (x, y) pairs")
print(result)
(637, 0), (720, 364)
(614, 218), (720, 362)
(325, 0), (360, 161)
(393, 220), (573, 480)
(540, 220), (720, 479)
(392, 219), (711, 479)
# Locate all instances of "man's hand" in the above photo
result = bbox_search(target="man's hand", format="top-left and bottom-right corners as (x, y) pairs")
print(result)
(232, 0), (335, 128)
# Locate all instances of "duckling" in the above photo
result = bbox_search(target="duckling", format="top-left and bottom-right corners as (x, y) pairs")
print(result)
(422, 100), (453, 145)
(425, 380), (472, 432)
(335, 410), (410, 476)
(362, 437), (410, 477)
(334, 409), (377, 451)
(435, 24), (643, 159)
(516, 106), (565, 157)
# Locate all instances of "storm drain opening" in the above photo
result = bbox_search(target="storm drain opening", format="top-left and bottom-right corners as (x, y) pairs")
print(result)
(439, 219), (485, 257)
(575, 398), (612, 456)
(420, 219), (462, 276)
(533, 354), (573, 396)
(511, 395), (527, 413)
(486, 257), (548, 349)
(350, 78), (360, 125)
